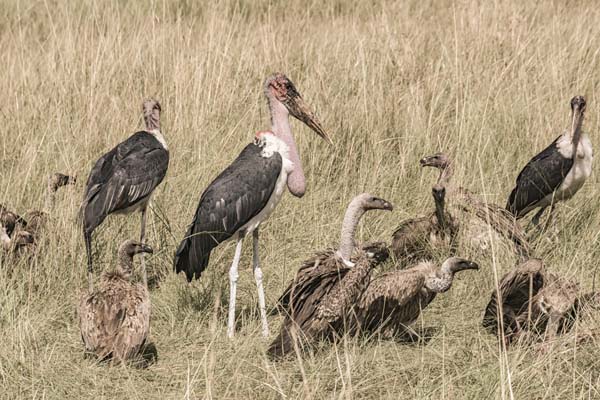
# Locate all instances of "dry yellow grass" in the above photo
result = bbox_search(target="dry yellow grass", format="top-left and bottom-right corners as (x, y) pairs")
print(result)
(1, 0), (600, 398)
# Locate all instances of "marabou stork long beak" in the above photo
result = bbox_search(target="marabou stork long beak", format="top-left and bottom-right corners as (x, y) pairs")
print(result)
(285, 95), (333, 145)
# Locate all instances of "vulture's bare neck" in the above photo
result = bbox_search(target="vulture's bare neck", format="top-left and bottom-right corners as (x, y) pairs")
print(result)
(0, 226), (10, 250)
(338, 200), (366, 262)
(434, 196), (446, 228)
(117, 251), (135, 280)
(43, 183), (57, 213)
(437, 163), (453, 187)
(425, 264), (454, 293)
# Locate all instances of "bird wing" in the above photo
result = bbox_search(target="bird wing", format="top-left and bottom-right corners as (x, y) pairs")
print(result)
(482, 261), (545, 334)
(174, 142), (282, 281)
(81, 131), (169, 232)
(358, 270), (426, 326)
(112, 285), (150, 361)
(391, 215), (437, 263)
(277, 249), (340, 310)
(506, 135), (574, 216)
(78, 289), (126, 358)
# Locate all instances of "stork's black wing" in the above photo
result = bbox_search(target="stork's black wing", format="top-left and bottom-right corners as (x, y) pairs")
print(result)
(174, 143), (282, 281)
(80, 131), (169, 233)
(506, 136), (573, 217)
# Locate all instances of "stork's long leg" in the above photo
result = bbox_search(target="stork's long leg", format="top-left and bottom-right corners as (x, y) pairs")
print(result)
(140, 207), (148, 288)
(84, 231), (93, 293)
(227, 236), (244, 338)
(542, 203), (556, 232)
(253, 229), (269, 337)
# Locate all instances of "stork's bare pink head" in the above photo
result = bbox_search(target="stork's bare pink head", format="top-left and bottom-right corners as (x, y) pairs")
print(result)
(264, 73), (332, 144)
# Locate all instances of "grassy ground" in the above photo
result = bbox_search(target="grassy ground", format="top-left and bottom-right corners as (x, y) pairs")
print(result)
(1, 0), (600, 398)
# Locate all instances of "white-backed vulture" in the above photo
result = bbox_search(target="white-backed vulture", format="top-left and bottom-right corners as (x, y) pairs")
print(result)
(268, 193), (393, 358)
(483, 258), (598, 344)
(24, 172), (76, 237)
(357, 257), (479, 338)
(0, 211), (34, 254)
(78, 240), (153, 362)
(408, 152), (530, 259)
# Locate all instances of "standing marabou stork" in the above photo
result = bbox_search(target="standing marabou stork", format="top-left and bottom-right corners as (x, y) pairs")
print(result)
(506, 96), (592, 227)
(80, 99), (168, 292)
(174, 73), (331, 338)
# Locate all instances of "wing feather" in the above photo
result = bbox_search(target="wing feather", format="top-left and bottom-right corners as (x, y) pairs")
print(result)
(174, 143), (282, 281)
(506, 136), (573, 217)
(81, 132), (169, 232)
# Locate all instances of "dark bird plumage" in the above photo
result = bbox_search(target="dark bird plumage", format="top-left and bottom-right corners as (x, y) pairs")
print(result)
(78, 240), (153, 362)
(81, 131), (168, 233)
(173, 143), (282, 280)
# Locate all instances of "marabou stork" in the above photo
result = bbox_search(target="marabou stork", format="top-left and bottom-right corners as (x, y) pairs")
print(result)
(78, 240), (152, 362)
(506, 96), (592, 227)
(357, 257), (479, 339)
(268, 193), (393, 358)
(174, 73), (331, 338)
(80, 99), (168, 292)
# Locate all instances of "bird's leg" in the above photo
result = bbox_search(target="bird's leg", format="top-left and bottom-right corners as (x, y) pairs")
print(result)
(542, 204), (556, 233)
(140, 208), (148, 288)
(530, 207), (546, 229)
(84, 231), (93, 293)
(227, 236), (244, 339)
(252, 229), (269, 337)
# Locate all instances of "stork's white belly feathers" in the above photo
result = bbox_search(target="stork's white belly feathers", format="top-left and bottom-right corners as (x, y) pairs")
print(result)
(538, 133), (593, 208)
(239, 133), (294, 236)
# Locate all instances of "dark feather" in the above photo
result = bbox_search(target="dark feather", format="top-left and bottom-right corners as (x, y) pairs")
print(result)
(173, 143), (282, 281)
(482, 260), (546, 338)
(80, 131), (169, 233)
(506, 136), (573, 217)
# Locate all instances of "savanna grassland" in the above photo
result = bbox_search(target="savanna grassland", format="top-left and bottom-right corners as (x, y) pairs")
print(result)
(1, 0), (600, 398)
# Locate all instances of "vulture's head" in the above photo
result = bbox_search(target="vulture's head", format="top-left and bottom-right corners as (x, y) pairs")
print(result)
(420, 152), (451, 170)
(355, 193), (394, 212)
(432, 184), (446, 204)
(442, 257), (480, 274)
(538, 278), (579, 319)
(119, 240), (154, 258)
(49, 173), (77, 192)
